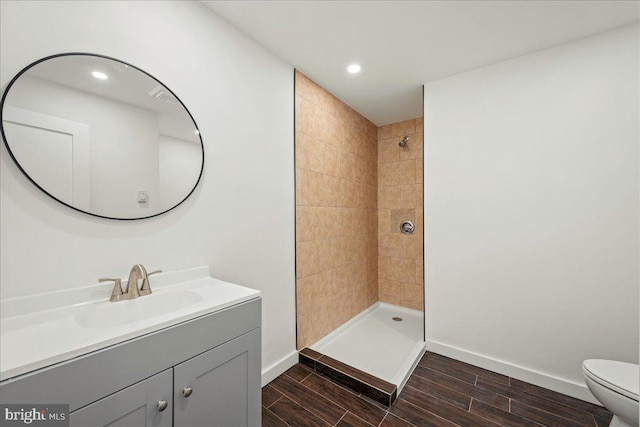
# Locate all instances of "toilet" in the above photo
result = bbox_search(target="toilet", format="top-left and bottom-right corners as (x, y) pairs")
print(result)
(583, 359), (639, 427)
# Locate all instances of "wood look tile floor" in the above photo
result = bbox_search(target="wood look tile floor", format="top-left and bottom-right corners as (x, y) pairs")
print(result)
(262, 352), (612, 427)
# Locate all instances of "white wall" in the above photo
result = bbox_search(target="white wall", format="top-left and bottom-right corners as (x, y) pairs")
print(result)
(0, 0), (296, 382)
(424, 24), (639, 402)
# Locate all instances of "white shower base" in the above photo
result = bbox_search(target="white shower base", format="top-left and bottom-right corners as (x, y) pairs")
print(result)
(311, 302), (426, 392)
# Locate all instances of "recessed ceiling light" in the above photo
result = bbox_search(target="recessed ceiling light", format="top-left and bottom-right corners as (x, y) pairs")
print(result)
(92, 71), (108, 80)
(347, 64), (361, 74)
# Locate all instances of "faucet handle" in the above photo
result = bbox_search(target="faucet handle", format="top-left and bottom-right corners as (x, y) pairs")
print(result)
(140, 269), (162, 296)
(100, 278), (124, 302)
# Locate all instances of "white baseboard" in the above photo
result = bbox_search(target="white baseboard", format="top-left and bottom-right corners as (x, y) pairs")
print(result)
(426, 339), (600, 405)
(261, 350), (299, 387)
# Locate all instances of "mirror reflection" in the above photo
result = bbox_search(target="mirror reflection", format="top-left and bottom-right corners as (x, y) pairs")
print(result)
(1, 53), (204, 219)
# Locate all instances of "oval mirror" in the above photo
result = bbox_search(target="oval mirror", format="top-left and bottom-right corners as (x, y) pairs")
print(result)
(1, 53), (204, 220)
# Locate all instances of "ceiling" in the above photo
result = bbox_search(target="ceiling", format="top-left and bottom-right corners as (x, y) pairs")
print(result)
(203, 1), (639, 126)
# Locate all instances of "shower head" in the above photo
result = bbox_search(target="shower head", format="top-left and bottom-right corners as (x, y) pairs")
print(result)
(399, 135), (409, 147)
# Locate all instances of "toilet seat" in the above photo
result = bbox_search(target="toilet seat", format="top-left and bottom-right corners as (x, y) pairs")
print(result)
(583, 359), (639, 402)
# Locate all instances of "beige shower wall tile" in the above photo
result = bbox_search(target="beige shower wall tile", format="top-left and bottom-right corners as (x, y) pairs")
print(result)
(416, 159), (423, 184)
(378, 184), (421, 209)
(355, 183), (376, 209)
(295, 95), (321, 140)
(416, 117), (423, 132)
(389, 257), (416, 284)
(391, 119), (416, 137)
(402, 235), (423, 260)
(297, 240), (326, 278)
(401, 283), (423, 311)
(296, 134), (339, 175)
(296, 206), (322, 242)
(296, 168), (305, 205)
(379, 292), (401, 306)
(299, 170), (339, 207)
(378, 124), (392, 140)
(326, 236), (356, 269)
(399, 132), (423, 161)
(378, 256), (390, 281)
(332, 208), (356, 237)
(337, 179), (357, 208)
(379, 279), (401, 298)
(378, 209), (391, 234)
(416, 262), (424, 286)
(379, 160), (416, 187)
(337, 150), (358, 181)
(378, 138), (399, 164)
(379, 233), (403, 257)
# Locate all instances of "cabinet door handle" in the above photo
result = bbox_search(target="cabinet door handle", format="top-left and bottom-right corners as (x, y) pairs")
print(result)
(182, 387), (193, 397)
(157, 400), (168, 412)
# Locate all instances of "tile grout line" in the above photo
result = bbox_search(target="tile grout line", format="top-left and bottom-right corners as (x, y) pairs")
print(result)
(333, 412), (347, 427)
(265, 393), (284, 410)
(262, 403), (292, 427)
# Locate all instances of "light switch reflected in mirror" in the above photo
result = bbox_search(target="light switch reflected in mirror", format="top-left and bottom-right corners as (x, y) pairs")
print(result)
(0, 53), (204, 220)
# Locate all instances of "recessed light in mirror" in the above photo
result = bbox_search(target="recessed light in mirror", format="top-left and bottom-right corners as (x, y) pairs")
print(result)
(347, 64), (361, 74)
(194, 129), (200, 135)
(92, 71), (108, 80)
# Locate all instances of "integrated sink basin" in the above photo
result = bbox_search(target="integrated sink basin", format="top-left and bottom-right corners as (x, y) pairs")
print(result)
(0, 266), (260, 381)
(78, 290), (204, 328)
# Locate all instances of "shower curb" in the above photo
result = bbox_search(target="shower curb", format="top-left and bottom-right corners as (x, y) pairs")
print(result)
(299, 347), (397, 407)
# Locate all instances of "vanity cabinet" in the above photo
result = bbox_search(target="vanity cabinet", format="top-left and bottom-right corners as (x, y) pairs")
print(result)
(0, 298), (261, 427)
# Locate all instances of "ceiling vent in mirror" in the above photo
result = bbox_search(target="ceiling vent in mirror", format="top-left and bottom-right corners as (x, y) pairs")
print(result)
(148, 85), (179, 104)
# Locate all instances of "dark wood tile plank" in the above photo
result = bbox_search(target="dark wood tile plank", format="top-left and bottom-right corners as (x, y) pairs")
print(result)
(390, 399), (457, 427)
(380, 413), (417, 427)
(399, 386), (501, 427)
(300, 347), (323, 360)
(509, 378), (612, 418)
(318, 354), (397, 394)
(510, 400), (590, 427)
(262, 406), (289, 427)
(477, 377), (596, 426)
(262, 384), (283, 408)
(316, 357), (394, 407)
(284, 363), (314, 382)
(335, 412), (376, 427)
(469, 399), (542, 427)
(268, 396), (330, 427)
(270, 373), (347, 425)
(421, 352), (509, 385)
(405, 377), (471, 410)
(412, 365), (509, 411)
(413, 361), (478, 385)
(301, 373), (387, 426)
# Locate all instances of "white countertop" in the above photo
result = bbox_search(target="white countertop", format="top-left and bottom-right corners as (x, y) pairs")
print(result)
(0, 266), (260, 381)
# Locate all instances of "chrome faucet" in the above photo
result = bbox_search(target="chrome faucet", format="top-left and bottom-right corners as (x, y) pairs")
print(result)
(100, 264), (162, 302)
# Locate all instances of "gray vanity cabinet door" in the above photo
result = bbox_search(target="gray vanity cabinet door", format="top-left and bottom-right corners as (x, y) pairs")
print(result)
(173, 328), (261, 427)
(69, 369), (172, 427)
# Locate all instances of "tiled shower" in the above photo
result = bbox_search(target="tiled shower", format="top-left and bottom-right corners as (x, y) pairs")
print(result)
(295, 70), (424, 352)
